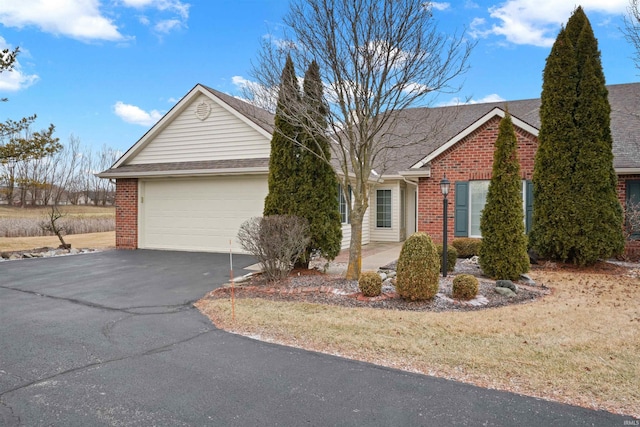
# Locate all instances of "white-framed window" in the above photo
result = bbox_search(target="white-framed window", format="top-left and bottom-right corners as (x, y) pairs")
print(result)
(467, 180), (528, 238)
(338, 184), (351, 224)
(376, 189), (392, 228)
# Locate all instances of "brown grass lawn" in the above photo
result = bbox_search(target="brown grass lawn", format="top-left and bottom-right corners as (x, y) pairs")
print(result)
(0, 205), (115, 251)
(0, 205), (114, 218)
(196, 268), (640, 418)
(0, 231), (115, 252)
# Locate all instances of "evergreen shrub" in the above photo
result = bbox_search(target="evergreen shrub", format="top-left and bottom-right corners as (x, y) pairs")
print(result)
(396, 232), (440, 301)
(436, 244), (458, 272)
(452, 238), (482, 258)
(358, 271), (383, 297)
(452, 274), (479, 300)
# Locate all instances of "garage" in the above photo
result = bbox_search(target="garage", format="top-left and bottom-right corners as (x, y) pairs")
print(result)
(138, 175), (268, 253)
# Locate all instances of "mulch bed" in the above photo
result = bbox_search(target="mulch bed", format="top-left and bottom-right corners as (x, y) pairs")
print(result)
(206, 263), (550, 312)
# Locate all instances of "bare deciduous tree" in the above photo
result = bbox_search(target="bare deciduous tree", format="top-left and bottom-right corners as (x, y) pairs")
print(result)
(624, 0), (640, 71)
(249, 0), (473, 278)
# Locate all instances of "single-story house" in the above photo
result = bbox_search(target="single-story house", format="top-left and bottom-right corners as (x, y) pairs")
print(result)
(98, 82), (640, 256)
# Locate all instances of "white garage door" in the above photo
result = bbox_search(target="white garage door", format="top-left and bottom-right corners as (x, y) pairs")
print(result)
(139, 175), (268, 253)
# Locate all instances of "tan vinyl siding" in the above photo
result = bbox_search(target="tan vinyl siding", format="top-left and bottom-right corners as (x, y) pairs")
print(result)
(129, 94), (270, 165)
(370, 182), (402, 242)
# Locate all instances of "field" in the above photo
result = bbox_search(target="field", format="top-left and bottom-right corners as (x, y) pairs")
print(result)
(197, 267), (640, 418)
(0, 205), (115, 251)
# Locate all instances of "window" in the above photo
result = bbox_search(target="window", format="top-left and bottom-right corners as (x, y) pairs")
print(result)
(455, 180), (532, 238)
(469, 181), (489, 237)
(627, 180), (640, 240)
(376, 189), (392, 228)
(338, 184), (351, 224)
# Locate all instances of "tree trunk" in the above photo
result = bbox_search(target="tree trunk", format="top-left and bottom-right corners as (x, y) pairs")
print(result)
(346, 209), (364, 280)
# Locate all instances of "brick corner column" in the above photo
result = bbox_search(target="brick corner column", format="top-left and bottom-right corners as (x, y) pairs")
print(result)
(115, 178), (138, 250)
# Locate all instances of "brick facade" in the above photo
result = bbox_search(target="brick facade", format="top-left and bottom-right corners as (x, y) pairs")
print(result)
(416, 116), (640, 260)
(115, 178), (138, 249)
(417, 116), (538, 243)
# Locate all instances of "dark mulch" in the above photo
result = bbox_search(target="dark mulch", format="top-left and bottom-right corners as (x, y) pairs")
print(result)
(209, 261), (549, 312)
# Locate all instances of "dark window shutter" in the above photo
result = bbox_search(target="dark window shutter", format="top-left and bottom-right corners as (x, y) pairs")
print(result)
(525, 180), (534, 233)
(454, 181), (468, 237)
(627, 180), (640, 239)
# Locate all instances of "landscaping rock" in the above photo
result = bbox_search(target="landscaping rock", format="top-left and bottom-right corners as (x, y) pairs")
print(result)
(520, 274), (536, 286)
(495, 286), (516, 297)
(9, 254), (22, 260)
(1, 252), (10, 259)
(378, 272), (387, 281)
(387, 271), (396, 279)
(495, 280), (518, 293)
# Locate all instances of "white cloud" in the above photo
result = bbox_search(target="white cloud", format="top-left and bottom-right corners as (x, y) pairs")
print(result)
(472, 0), (629, 47)
(232, 75), (278, 111)
(0, 0), (125, 42)
(113, 101), (163, 126)
(431, 2), (450, 12)
(0, 37), (39, 92)
(121, 0), (189, 34)
(438, 93), (506, 106)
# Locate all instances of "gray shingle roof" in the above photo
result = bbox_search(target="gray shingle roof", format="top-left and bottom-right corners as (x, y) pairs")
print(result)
(100, 82), (640, 178)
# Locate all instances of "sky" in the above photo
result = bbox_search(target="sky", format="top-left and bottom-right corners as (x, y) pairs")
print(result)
(0, 0), (638, 153)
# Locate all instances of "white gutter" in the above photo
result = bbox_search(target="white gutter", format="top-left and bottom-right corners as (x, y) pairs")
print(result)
(96, 167), (269, 179)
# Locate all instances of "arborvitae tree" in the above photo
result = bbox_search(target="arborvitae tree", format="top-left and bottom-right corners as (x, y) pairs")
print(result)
(479, 111), (529, 280)
(571, 9), (624, 263)
(532, 7), (624, 265)
(296, 60), (342, 265)
(264, 55), (301, 216)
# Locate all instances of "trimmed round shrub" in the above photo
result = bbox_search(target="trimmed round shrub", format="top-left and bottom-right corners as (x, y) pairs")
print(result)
(452, 274), (479, 300)
(358, 271), (383, 297)
(436, 244), (458, 273)
(396, 232), (440, 301)
(451, 238), (482, 258)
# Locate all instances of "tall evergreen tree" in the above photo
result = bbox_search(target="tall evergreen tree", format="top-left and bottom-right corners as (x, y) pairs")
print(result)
(264, 55), (301, 216)
(531, 7), (624, 265)
(479, 111), (529, 280)
(297, 61), (342, 265)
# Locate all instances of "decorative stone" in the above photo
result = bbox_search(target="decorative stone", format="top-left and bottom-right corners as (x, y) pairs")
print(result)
(378, 272), (387, 281)
(495, 286), (516, 297)
(9, 254), (21, 260)
(520, 274), (536, 286)
(495, 280), (518, 293)
(1, 252), (10, 259)
(23, 253), (33, 258)
(387, 271), (396, 279)
(69, 248), (80, 255)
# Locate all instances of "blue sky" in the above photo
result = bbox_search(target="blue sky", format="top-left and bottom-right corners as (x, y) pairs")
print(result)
(0, 0), (638, 153)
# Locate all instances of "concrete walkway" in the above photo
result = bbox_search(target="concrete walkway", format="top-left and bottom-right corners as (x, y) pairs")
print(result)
(330, 242), (403, 274)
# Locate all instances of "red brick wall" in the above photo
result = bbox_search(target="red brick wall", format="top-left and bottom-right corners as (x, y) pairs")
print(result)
(115, 178), (138, 249)
(417, 116), (538, 243)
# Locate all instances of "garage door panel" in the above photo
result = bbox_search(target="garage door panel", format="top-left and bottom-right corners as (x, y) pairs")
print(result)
(140, 176), (267, 252)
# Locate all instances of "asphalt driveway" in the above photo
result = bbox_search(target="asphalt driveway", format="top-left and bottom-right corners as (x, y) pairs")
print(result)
(0, 250), (633, 426)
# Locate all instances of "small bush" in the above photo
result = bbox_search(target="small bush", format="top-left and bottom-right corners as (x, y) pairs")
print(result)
(451, 238), (482, 258)
(396, 232), (440, 301)
(237, 215), (310, 282)
(358, 271), (382, 297)
(452, 274), (479, 300)
(436, 244), (458, 273)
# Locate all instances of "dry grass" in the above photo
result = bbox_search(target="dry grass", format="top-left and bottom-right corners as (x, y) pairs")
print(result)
(196, 269), (640, 418)
(0, 205), (115, 237)
(0, 231), (115, 252)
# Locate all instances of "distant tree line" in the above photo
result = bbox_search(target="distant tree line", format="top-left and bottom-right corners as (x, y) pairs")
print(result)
(0, 44), (117, 207)
(0, 133), (118, 207)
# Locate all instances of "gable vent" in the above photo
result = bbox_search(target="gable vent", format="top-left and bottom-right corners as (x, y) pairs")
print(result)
(195, 101), (212, 121)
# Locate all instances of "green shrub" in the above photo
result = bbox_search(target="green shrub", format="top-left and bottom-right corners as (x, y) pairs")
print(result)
(358, 271), (382, 297)
(452, 274), (479, 300)
(451, 238), (482, 258)
(396, 232), (440, 301)
(436, 244), (458, 272)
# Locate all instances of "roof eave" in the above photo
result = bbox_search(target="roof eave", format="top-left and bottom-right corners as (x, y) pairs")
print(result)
(96, 167), (269, 179)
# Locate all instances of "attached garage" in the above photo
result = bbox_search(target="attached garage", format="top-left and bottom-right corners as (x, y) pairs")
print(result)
(138, 175), (268, 253)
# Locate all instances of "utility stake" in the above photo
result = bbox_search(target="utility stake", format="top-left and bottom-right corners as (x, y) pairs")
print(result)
(229, 240), (235, 322)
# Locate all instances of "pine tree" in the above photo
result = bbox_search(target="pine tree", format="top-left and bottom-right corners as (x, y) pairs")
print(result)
(264, 55), (301, 216)
(479, 111), (529, 280)
(531, 7), (624, 264)
(297, 61), (342, 265)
